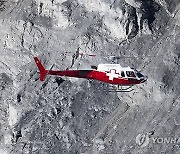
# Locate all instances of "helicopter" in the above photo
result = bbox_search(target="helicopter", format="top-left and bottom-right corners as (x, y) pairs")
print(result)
(34, 56), (147, 92)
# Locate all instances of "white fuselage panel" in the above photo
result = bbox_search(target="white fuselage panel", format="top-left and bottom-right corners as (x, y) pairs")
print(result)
(97, 64), (122, 73)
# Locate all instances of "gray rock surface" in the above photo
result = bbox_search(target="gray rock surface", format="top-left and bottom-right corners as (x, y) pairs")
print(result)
(0, 0), (180, 154)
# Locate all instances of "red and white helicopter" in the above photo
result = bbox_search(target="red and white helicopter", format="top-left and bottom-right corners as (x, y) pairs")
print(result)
(34, 56), (147, 92)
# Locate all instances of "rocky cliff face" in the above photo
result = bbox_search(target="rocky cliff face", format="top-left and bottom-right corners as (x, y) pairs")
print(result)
(0, 0), (180, 154)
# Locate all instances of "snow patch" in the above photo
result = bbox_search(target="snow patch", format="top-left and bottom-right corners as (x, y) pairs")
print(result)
(0, 149), (7, 154)
(8, 104), (18, 127)
(0, 53), (31, 78)
(78, 0), (123, 18)
(78, 0), (126, 39)
(94, 138), (105, 151)
(124, 0), (141, 8)
(104, 18), (126, 39)
(36, 0), (70, 29)
(53, 11), (70, 29)
(152, 87), (164, 102)
(4, 133), (12, 145)
(142, 20), (152, 34)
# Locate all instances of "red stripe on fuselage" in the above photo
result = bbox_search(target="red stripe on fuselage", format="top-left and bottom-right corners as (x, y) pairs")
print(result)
(48, 70), (141, 85)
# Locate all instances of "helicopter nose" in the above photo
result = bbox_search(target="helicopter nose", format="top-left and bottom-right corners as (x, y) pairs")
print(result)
(141, 75), (148, 83)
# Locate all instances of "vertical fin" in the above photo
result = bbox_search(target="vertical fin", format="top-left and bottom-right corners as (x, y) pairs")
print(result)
(34, 57), (47, 81)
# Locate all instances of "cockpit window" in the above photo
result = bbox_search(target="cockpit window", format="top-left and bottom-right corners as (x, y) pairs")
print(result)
(121, 71), (125, 77)
(136, 72), (144, 78)
(126, 71), (136, 78)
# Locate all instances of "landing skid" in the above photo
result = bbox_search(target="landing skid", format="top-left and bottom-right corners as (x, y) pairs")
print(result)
(104, 85), (134, 92)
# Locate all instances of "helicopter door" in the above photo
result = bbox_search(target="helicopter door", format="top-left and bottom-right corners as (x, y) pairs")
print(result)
(121, 71), (125, 77)
(126, 71), (137, 82)
(126, 71), (136, 78)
